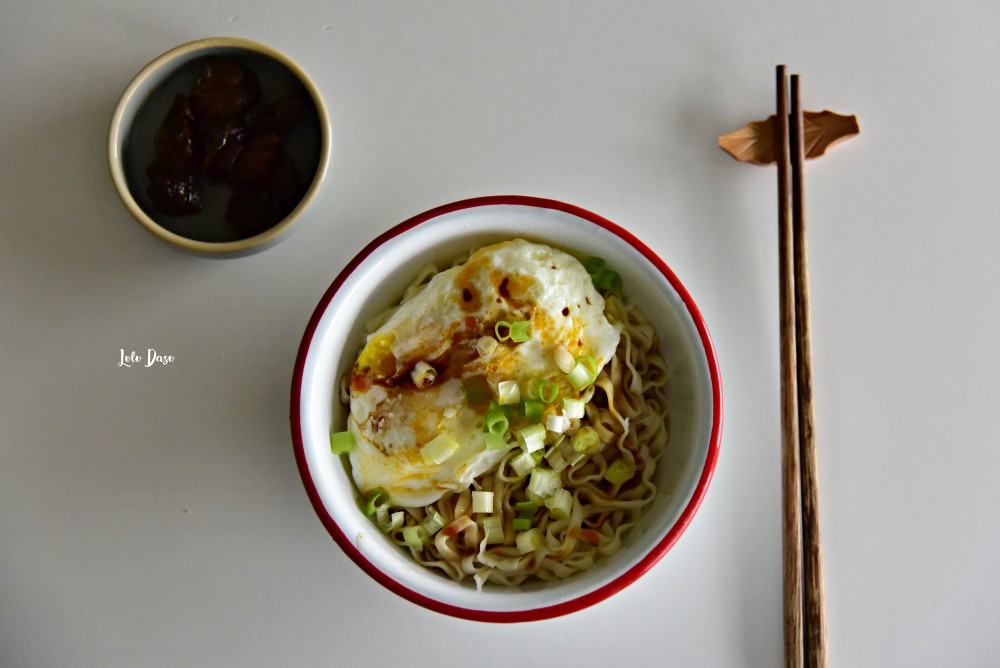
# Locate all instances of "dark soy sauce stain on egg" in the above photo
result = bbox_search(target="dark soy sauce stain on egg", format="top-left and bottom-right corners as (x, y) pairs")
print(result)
(458, 284), (482, 312)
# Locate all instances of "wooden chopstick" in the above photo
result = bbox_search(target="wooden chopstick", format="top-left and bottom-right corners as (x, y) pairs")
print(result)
(776, 64), (804, 668)
(778, 65), (827, 668)
(789, 72), (827, 668)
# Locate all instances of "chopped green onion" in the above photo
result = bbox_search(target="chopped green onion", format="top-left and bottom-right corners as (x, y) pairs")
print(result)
(512, 517), (533, 531)
(604, 458), (636, 485)
(484, 408), (509, 435)
(472, 491), (494, 514)
(525, 379), (558, 404)
(553, 345), (576, 374)
(571, 426), (600, 453)
(592, 268), (623, 291)
(489, 400), (516, 416)
(482, 515), (505, 544)
(562, 397), (585, 419)
(497, 380), (520, 406)
(409, 360), (437, 388)
(516, 528), (544, 554)
(511, 450), (536, 476)
(495, 320), (512, 342)
(527, 467), (561, 500)
(421, 433), (459, 465)
(544, 488), (573, 520)
(375, 503), (390, 529)
(525, 377), (541, 400)
(583, 257), (623, 291)
(545, 414), (569, 434)
(385, 511), (405, 532)
(403, 525), (429, 548)
(566, 355), (598, 390)
(532, 450), (544, 464)
(485, 432), (509, 451)
(423, 512), (445, 534)
(509, 320), (532, 343)
(330, 430), (355, 455)
(583, 256), (606, 274)
(363, 487), (389, 517)
(494, 320), (532, 344)
(476, 336), (498, 356)
(539, 380), (560, 404)
(517, 423), (547, 453)
(553, 435), (574, 458)
(546, 449), (568, 472)
(522, 400), (544, 421)
(515, 501), (537, 518)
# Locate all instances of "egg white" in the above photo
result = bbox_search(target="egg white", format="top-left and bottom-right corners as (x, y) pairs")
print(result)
(347, 239), (620, 507)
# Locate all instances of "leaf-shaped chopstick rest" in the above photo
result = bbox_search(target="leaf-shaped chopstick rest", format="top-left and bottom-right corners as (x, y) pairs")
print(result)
(718, 110), (859, 165)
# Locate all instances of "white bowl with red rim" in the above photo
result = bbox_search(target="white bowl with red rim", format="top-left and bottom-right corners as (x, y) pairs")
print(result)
(291, 195), (722, 621)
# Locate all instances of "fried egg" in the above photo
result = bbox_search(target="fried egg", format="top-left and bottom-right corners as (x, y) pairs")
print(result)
(347, 239), (621, 507)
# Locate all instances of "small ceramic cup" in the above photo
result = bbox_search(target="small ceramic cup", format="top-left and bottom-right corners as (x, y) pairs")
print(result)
(108, 37), (331, 255)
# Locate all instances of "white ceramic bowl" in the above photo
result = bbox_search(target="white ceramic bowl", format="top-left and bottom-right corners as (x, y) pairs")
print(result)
(291, 196), (722, 621)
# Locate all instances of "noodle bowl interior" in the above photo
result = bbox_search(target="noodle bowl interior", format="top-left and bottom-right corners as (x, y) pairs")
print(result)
(336, 239), (669, 588)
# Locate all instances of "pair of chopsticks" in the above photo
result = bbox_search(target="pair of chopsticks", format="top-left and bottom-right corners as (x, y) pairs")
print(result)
(776, 65), (827, 668)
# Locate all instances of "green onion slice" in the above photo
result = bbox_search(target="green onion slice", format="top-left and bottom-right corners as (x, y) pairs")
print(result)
(516, 527), (544, 554)
(545, 488), (574, 520)
(383, 510), (404, 532)
(512, 517), (533, 531)
(509, 320), (531, 343)
(545, 414), (569, 434)
(495, 320), (512, 342)
(567, 355), (599, 390)
(421, 433), (459, 465)
(562, 397), (585, 419)
(484, 408), (509, 435)
(497, 380), (521, 406)
(517, 423), (547, 453)
(522, 400), (544, 421)
(511, 450), (537, 476)
(583, 257), (623, 292)
(526, 467), (562, 500)
(482, 515), (505, 544)
(363, 487), (389, 517)
(583, 257), (606, 274)
(423, 512), (446, 534)
(546, 449), (569, 472)
(495, 320), (531, 343)
(571, 426), (600, 453)
(592, 268), (623, 291)
(330, 430), (355, 455)
(515, 501), (537, 518)
(525, 377), (541, 400)
(485, 432), (509, 451)
(604, 458), (636, 485)
(539, 380), (559, 404)
(472, 490), (494, 514)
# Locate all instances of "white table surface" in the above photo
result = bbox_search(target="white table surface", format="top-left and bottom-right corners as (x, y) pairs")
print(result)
(3, 1), (998, 666)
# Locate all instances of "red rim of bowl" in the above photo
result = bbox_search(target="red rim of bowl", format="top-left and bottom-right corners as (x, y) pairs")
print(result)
(290, 195), (723, 622)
